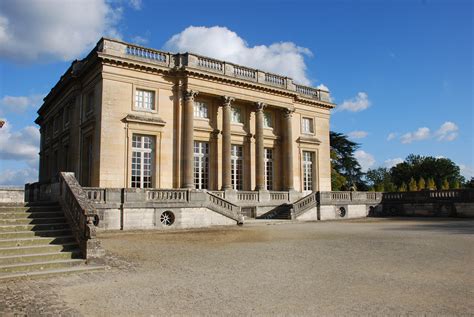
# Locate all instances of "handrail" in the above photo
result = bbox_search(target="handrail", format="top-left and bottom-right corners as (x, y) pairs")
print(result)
(291, 192), (317, 219)
(58, 172), (103, 262)
(206, 192), (243, 224)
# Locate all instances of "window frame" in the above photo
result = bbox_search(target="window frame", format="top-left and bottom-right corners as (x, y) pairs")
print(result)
(133, 87), (158, 113)
(131, 134), (154, 188)
(263, 111), (273, 129)
(231, 106), (243, 124)
(193, 101), (209, 119)
(301, 117), (314, 135)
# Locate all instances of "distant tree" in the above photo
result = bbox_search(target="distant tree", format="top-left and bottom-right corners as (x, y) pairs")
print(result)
(390, 154), (464, 189)
(408, 177), (418, 191)
(399, 182), (407, 192)
(366, 167), (396, 192)
(330, 131), (365, 190)
(465, 177), (474, 188)
(417, 177), (426, 191)
(452, 180), (460, 189)
(427, 177), (436, 190)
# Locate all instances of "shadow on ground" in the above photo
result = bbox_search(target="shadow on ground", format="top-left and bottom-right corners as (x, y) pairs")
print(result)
(377, 217), (474, 235)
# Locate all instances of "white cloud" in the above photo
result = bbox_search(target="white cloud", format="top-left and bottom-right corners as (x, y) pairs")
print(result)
(348, 130), (368, 139)
(131, 35), (148, 45)
(0, 0), (121, 62)
(128, 0), (142, 10)
(0, 94), (44, 114)
(354, 150), (375, 172)
(0, 168), (38, 186)
(164, 26), (313, 85)
(459, 164), (474, 179)
(384, 158), (403, 168)
(317, 84), (329, 91)
(435, 121), (458, 142)
(0, 120), (39, 165)
(337, 92), (371, 112)
(387, 132), (397, 141)
(400, 127), (431, 144)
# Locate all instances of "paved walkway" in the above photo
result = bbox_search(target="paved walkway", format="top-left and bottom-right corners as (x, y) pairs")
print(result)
(1, 218), (473, 316)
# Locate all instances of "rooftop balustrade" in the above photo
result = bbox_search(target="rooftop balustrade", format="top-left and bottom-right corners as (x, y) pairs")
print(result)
(99, 38), (332, 103)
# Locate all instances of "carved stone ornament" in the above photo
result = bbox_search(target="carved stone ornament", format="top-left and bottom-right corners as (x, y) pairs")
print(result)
(184, 90), (198, 101)
(255, 102), (266, 112)
(283, 108), (294, 118)
(222, 96), (235, 107)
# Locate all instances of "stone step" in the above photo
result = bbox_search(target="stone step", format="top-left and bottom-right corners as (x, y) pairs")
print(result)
(0, 235), (75, 248)
(0, 250), (82, 266)
(0, 223), (70, 232)
(0, 243), (79, 256)
(0, 259), (85, 274)
(0, 229), (73, 239)
(0, 217), (66, 225)
(0, 206), (62, 213)
(0, 211), (64, 219)
(0, 265), (106, 281)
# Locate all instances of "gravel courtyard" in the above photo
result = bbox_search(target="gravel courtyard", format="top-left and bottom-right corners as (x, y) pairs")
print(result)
(1, 218), (473, 316)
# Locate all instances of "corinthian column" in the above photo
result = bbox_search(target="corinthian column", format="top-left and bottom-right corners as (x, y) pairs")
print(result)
(182, 89), (198, 189)
(283, 109), (294, 190)
(255, 102), (266, 191)
(221, 96), (234, 190)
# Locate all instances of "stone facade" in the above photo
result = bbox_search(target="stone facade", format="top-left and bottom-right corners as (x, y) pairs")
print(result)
(36, 38), (334, 195)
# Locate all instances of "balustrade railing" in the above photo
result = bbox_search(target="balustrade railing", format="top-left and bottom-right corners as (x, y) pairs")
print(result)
(330, 191), (351, 201)
(234, 65), (257, 80)
(270, 191), (289, 201)
(209, 191), (225, 198)
(206, 192), (242, 223)
(264, 73), (286, 87)
(84, 188), (106, 203)
(296, 85), (319, 98)
(58, 172), (103, 261)
(237, 191), (259, 201)
(197, 56), (224, 73)
(292, 193), (317, 218)
(146, 189), (188, 202)
(126, 45), (167, 63)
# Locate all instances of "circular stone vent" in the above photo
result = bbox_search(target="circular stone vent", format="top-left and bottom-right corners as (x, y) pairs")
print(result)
(160, 211), (175, 226)
(337, 207), (347, 218)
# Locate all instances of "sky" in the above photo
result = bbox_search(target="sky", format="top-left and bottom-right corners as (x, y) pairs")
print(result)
(0, 0), (472, 185)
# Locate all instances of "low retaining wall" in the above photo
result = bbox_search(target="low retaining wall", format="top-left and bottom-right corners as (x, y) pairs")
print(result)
(380, 190), (474, 218)
(0, 187), (24, 203)
(83, 188), (241, 230)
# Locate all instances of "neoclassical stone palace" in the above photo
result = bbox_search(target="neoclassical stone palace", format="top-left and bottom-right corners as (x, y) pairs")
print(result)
(37, 38), (334, 195)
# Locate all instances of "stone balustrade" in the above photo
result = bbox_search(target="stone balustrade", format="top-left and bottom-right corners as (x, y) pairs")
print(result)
(99, 38), (332, 103)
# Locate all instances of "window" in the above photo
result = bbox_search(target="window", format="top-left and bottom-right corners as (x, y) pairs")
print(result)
(302, 117), (314, 134)
(53, 115), (60, 133)
(131, 135), (154, 188)
(264, 148), (274, 190)
(194, 141), (209, 189)
(194, 101), (208, 118)
(86, 91), (94, 113)
(302, 151), (314, 192)
(263, 112), (273, 128)
(63, 106), (70, 127)
(231, 145), (243, 190)
(135, 89), (155, 111)
(231, 106), (242, 123)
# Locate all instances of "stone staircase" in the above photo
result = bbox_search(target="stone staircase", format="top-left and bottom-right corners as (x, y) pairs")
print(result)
(257, 204), (292, 220)
(0, 202), (102, 280)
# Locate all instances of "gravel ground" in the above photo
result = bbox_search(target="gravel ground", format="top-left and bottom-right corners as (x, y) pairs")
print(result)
(1, 218), (473, 316)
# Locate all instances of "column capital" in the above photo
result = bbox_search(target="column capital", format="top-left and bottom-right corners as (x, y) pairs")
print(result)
(222, 96), (235, 107)
(184, 89), (199, 101)
(283, 108), (295, 118)
(255, 102), (266, 112)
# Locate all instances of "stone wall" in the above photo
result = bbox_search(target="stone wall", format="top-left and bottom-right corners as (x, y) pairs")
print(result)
(0, 187), (24, 203)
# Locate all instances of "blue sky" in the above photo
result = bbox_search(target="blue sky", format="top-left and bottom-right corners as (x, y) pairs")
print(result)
(0, 0), (472, 185)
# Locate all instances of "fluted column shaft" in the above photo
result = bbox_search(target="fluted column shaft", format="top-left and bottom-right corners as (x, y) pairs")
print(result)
(221, 96), (234, 190)
(255, 102), (265, 191)
(182, 90), (198, 189)
(284, 109), (294, 190)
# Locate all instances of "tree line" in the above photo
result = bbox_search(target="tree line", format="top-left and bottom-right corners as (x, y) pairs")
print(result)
(330, 131), (471, 192)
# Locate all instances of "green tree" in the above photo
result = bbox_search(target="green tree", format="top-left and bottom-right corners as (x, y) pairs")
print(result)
(408, 177), (418, 191)
(427, 177), (436, 190)
(452, 180), (460, 189)
(399, 182), (407, 192)
(330, 131), (365, 190)
(418, 177), (426, 191)
(441, 178), (450, 190)
(390, 154), (464, 189)
(366, 167), (396, 192)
